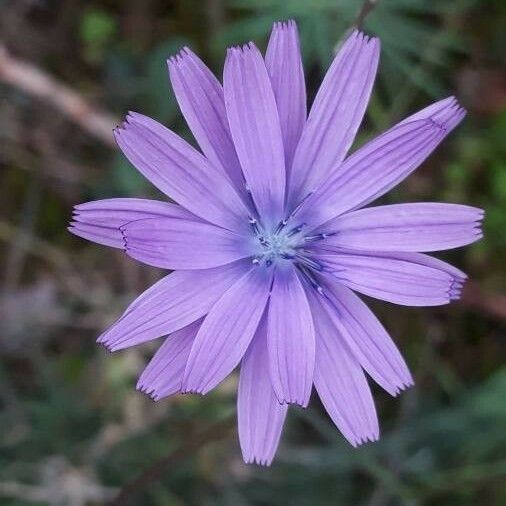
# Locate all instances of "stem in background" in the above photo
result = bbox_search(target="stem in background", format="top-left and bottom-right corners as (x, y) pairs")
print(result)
(354, 0), (380, 30)
(108, 416), (235, 506)
(0, 43), (118, 148)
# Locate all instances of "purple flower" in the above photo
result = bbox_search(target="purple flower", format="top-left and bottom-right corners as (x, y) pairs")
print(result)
(69, 21), (483, 465)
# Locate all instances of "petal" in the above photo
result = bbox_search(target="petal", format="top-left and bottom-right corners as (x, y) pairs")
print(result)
(167, 48), (247, 198)
(137, 319), (202, 400)
(114, 112), (250, 233)
(306, 288), (379, 446)
(182, 265), (273, 394)
(267, 263), (315, 407)
(315, 249), (467, 306)
(265, 20), (306, 170)
(97, 260), (250, 351)
(319, 276), (413, 397)
(224, 43), (286, 226)
(121, 217), (253, 270)
(287, 30), (379, 209)
(297, 97), (466, 230)
(69, 198), (196, 248)
(319, 203), (484, 252)
(238, 316), (288, 465)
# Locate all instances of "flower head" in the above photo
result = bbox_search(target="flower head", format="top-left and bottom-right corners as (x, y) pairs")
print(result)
(69, 20), (483, 465)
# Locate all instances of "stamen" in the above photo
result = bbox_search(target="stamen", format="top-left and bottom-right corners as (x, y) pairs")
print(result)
(245, 185), (261, 222)
(304, 232), (336, 242)
(274, 219), (288, 234)
(298, 265), (325, 295)
(252, 251), (267, 266)
(295, 253), (324, 272)
(287, 223), (306, 237)
(288, 190), (314, 220)
(249, 216), (260, 235)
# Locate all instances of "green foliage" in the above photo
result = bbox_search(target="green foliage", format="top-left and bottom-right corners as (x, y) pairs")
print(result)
(80, 9), (117, 63)
(218, 0), (476, 102)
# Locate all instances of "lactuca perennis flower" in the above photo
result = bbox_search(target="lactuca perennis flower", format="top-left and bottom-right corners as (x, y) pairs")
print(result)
(69, 21), (484, 465)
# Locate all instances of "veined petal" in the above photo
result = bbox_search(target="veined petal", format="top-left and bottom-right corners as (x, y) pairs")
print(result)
(97, 260), (250, 351)
(238, 316), (288, 465)
(306, 288), (379, 446)
(121, 217), (253, 270)
(319, 203), (483, 252)
(137, 319), (202, 400)
(315, 249), (467, 306)
(267, 263), (315, 407)
(319, 276), (413, 397)
(182, 266), (273, 394)
(224, 43), (286, 225)
(287, 30), (379, 209)
(168, 48), (247, 198)
(114, 112), (250, 233)
(69, 198), (196, 249)
(298, 97), (466, 230)
(265, 20), (306, 171)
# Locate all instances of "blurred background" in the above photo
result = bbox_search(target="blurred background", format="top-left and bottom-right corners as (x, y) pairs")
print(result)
(0, 0), (505, 504)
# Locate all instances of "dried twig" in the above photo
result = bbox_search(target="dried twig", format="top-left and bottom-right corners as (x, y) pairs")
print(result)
(0, 43), (118, 148)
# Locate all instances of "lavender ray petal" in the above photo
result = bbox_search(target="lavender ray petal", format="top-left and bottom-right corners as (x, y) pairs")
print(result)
(97, 260), (250, 352)
(297, 97), (466, 230)
(287, 30), (379, 209)
(267, 263), (315, 407)
(224, 42), (286, 225)
(136, 319), (202, 400)
(318, 203), (484, 252)
(306, 288), (379, 446)
(315, 249), (467, 306)
(120, 217), (253, 270)
(265, 20), (306, 171)
(167, 48), (248, 199)
(114, 112), (250, 233)
(182, 266), (273, 394)
(238, 315), (288, 465)
(68, 222), (124, 249)
(318, 276), (414, 397)
(69, 198), (198, 248)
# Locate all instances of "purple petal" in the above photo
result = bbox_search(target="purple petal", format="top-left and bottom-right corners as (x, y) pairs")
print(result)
(182, 266), (273, 394)
(224, 43), (286, 226)
(137, 319), (202, 400)
(319, 203), (484, 252)
(114, 112), (250, 233)
(265, 20), (306, 171)
(120, 217), (253, 270)
(167, 48), (247, 198)
(287, 30), (379, 209)
(315, 249), (467, 306)
(97, 260), (250, 351)
(69, 198), (196, 248)
(306, 288), (379, 446)
(267, 263), (315, 407)
(318, 276), (414, 397)
(238, 316), (288, 465)
(297, 97), (466, 229)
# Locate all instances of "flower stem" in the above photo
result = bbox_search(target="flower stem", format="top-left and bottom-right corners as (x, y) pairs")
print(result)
(108, 415), (235, 506)
(354, 0), (380, 30)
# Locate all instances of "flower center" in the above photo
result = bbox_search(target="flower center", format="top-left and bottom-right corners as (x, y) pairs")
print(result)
(249, 217), (301, 265)
(249, 217), (325, 274)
